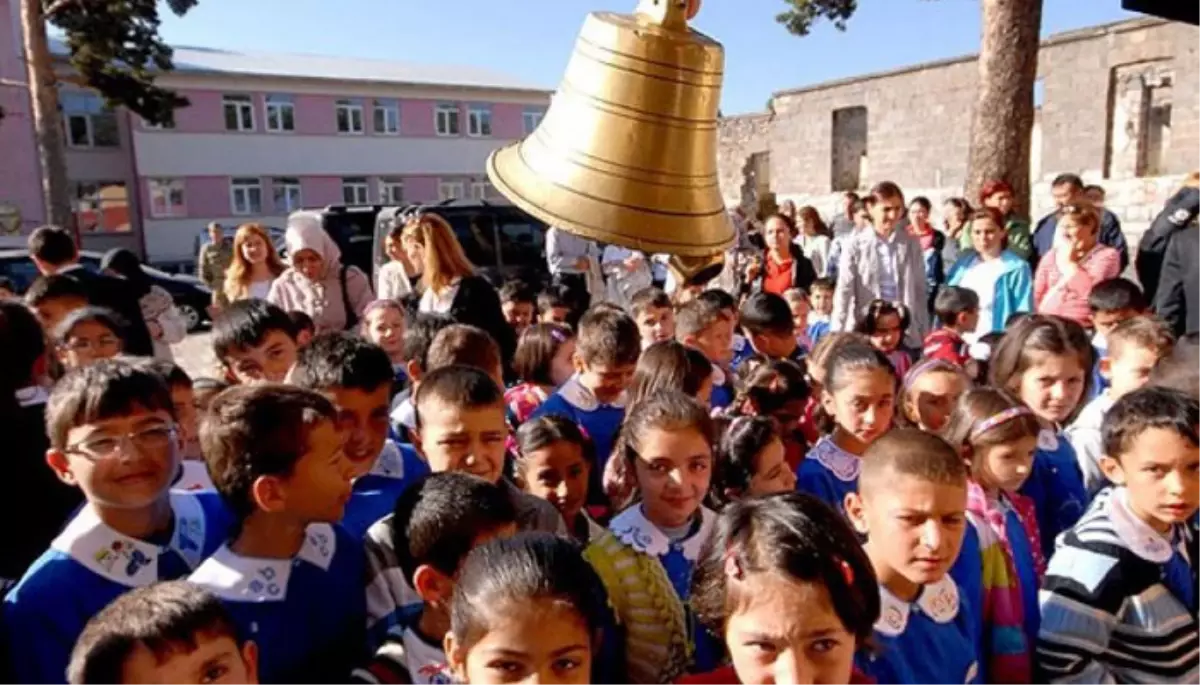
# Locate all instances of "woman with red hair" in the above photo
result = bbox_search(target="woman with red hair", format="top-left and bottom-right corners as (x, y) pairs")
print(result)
(959, 180), (1034, 261)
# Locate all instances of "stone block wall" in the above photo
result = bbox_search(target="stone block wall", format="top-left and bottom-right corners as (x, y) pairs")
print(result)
(716, 112), (773, 209)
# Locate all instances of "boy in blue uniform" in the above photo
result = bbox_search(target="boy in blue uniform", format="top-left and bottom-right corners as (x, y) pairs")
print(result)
(190, 385), (366, 683)
(3, 361), (232, 684)
(1086, 278), (1148, 400)
(67, 581), (259, 684)
(290, 332), (428, 538)
(676, 298), (736, 411)
(212, 299), (300, 385)
(732, 292), (806, 370)
(845, 429), (980, 684)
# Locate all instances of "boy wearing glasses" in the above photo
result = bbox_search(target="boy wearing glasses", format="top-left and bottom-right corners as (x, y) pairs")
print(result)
(3, 360), (233, 684)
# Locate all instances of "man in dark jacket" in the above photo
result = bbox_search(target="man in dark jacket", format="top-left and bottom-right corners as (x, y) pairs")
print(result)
(1155, 224), (1199, 338)
(1136, 181), (1199, 302)
(1032, 174), (1129, 271)
(28, 226), (154, 356)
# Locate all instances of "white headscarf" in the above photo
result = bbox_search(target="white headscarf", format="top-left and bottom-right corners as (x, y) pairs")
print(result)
(284, 211), (343, 278)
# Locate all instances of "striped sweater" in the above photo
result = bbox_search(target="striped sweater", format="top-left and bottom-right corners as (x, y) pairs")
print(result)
(1036, 488), (1199, 684)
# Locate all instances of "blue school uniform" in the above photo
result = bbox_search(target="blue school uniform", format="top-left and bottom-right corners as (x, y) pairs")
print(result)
(342, 441), (429, 539)
(3, 492), (231, 684)
(710, 366), (734, 411)
(949, 523), (985, 660)
(531, 375), (625, 500)
(1018, 429), (1087, 559)
(190, 523), (367, 683)
(808, 318), (832, 346)
(856, 576), (981, 685)
(796, 437), (860, 516)
(1004, 504), (1041, 647)
(730, 334), (752, 370)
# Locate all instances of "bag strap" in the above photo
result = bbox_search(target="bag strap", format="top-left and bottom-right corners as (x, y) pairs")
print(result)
(340, 264), (358, 331)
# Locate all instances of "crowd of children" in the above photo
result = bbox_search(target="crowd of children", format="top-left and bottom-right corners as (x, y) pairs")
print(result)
(0, 199), (1196, 685)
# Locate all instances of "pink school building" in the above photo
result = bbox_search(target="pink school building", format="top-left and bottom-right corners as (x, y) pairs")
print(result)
(0, 0), (551, 264)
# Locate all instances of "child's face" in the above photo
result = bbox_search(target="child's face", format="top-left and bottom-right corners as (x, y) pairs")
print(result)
(365, 308), (406, 360)
(49, 407), (180, 510)
(748, 436), (796, 496)
(326, 385), (392, 479)
(974, 436), (1037, 494)
(789, 299), (810, 338)
(748, 330), (797, 360)
(415, 400), (508, 483)
(1102, 427), (1200, 533)
(631, 426), (713, 529)
(811, 289), (833, 316)
(60, 321), (123, 369)
(35, 295), (87, 334)
(822, 369), (895, 452)
(518, 440), (590, 527)
(1017, 352), (1086, 425)
(171, 385), (201, 460)
(724, 573), (856, 685)
(868, 313), (903, 354)
(502, 300), (534, 334)
(1092, 308), (1140, 340)
(120, 634), (259, 684)
(576, 360), (635, 405)
(689, 318), (735, 368)
(1103, 344), (1161, 401)
(849, 473), (968, 589)
(636, 306), (676, 348)
(957, 307), (980, 334)
(549, 338), (577, 387)
(274, 418), (355, 523)
(222, 330), (298, 384)
(903, 371), (964, 433)
(447, 598), (593, 685)
(540, 306), (571, 326)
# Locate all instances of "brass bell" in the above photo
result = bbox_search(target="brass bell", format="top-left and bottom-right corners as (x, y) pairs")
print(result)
(487, 0), (734, 278)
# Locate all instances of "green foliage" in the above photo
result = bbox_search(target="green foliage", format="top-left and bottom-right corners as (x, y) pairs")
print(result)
(775, 0), (858, 36)
(48, 0), (197, 126)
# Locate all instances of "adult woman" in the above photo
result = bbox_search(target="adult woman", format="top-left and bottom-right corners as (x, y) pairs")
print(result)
(907, 196), (946, 318)
(403, 212), (515, 364)
(267, 212), (373, 333)
(793, 205), (832, 278)
(100, 248), (187, 360)
(941, 197), (971, 266)
(222, 223), (286, 304)
(747, 214), (816, 296)
(1033, 201), (1121, 327)
(947, 208), (1033, 339)
(963, 180), (1033, 260)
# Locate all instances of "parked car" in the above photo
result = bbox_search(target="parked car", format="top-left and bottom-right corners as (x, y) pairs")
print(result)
(0, 249), (214, 332)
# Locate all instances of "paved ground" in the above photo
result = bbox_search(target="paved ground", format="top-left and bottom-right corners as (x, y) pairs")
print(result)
(171, 331), (219, 380)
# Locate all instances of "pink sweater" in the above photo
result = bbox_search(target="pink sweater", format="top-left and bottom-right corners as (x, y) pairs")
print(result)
(1033, 245), (1120, 326)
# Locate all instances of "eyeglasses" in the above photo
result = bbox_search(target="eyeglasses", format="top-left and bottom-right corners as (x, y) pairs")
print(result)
(65, 425), (177, 460)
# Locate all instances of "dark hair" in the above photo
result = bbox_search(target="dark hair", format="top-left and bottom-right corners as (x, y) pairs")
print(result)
(25, 274), (88, 308)
(28, 225), (77, 266)
(413, 365), (504, 429)
(1083, 184), (1106, 198)
(500, 279), (537, 306)
(291, 332), (394, 394)
(733, 357), (810, 416)
(739, 292), (793, 336)
(866, 181), (905, 206)
(211, 299), (295, 362)
(67, 581), (242, 685)
(1103, 386), (1199, 461)
(711, 416), (779, 505)
(54, 306), (128, 347)
(764, 212), (798, 239)
(1150, 337), (1199, 399)
(427, 324), (502, 377)
(449, 533), (608, 653)
(0, 300), (48, 423)
(854, 299), (911, 337)
(134, 358), (193, 390)
(390, 472), (518, 581)
(909, 196), (932, 212)
(675, 298), (725, 339)
(690, 493), (879, 644)
(978, 180), (1013, 204)
(819, 342), (895, 436)
(797, 206), (832, 238)
(576, 308), (640, 367)
(512, 323), (574, 386)
(199, 384), (337, 524)
(47, 360), (174, 449)
(402, 312), (455, 372)
(696, 288), (737, 313)
(192, 377), (229, 412)
(608, 391), (715, 509)
(859, 428), (968, 494)
(934, 286), (980, 325)
(537, 284), (572, 313)
(1088, 278), (1147, 314)
(943, 388), (1041, 458)
(628, 341), (713, 408)
(514, 414), (592, 464)
(989, 315), (1093, 407)
(99, 248), (151, 298)
(630, 287), (672, 317)
(288, 310), (315, 336)
(1052, 173), (1084, 191)
(809, 277), (835, 295)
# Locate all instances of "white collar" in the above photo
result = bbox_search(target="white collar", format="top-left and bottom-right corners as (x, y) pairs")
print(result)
(14, 385), (49, 408)
(811, 437), (861, 482)
(711, 365), (728, 387)
(559, 375), (626, 410)
(875, 576), (960, 637)
(609, 504), (715, 559)
(367, 441), (406, 479)
(1108, 487), (1178, 563)
(1036, 429), (1060, 452)
(51, 492), (209, 587)
(189, 523), (338, 602)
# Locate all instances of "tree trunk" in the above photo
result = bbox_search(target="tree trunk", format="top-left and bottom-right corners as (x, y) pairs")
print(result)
(20, 0), (72, 230)
(965, 0), (1043, 218)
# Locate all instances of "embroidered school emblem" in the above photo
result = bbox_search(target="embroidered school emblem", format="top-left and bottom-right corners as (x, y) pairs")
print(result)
(249, 566), (282, 597)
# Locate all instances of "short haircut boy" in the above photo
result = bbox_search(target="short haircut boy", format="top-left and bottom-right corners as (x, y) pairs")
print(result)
(1088, 278), (1147, 315)
(575, 307), (641, 367)
(134, 358), (193, 390)
(1106, 316), (1174, 360)
(67, 581), (251, 684)
(1102, 386), (1199, 462)
(810, 277), (835, 295)
(934, 286), (980, 326)
(499, 279), (536, 306)
(288, 310), (316, 337)
(696, 288), (737, 314)
(29, 225), (77, 266)
(739, 292), (793, 336)
(46, 359), (175, 449)
(211, 299), (295, 363)
(426, 324), (501, 376)
(676, 298), (724, 339)
(25, 274), (88, 308)
(413, 365), (504, 430)
(200, 384), (337, 523)
(630, 287), (671, 318)
(402, 312), (455, 376)
(859, 428), (969, 494)
(537, 284), (571, 314)
(291, 332), (394, 393)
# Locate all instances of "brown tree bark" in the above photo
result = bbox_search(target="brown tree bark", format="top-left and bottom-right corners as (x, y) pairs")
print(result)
(20, 0), (73, 230)
(966, 0), (1043, 217)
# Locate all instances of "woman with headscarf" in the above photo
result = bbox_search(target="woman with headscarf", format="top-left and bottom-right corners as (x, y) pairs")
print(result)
(267, 212), (374, 333)
(101, 248), (188, 360)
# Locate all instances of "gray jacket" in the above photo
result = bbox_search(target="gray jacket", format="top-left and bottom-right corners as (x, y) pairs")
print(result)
(831, 226), (930, 348)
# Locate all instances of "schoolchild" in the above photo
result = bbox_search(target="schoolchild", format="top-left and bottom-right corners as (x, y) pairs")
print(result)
(854, 299), (914, 381)
(136, 359), (208, 488)
(289, 333), (428, 538)
(734, 292), (804, 369)
(499, 279), (537, 337)
(708, 415), (796, 507)
(585, 391), (720, 683)
(844, 429), (980, 684)
(1037, 387), (1199, 683)
(897, 358), (968, 433)
(807, 277), (836, 345)
(360, 300), (409, 393)
(426, 324), (505, 389)
(211, 299), (299, 385)
(190, 384), (366, 683)
(536, 284), (574, 326)
(66, 581), (259, 685)
(513, 416), (604, 544)
(25, 273), (89, 335)
(628, 341), (714, 408)
(727, 358), (810, 470)
(388, 312), (454, 442)
(676, 297), (736, 410)
(924, 285), (980, 367)
(796, 342), (894, 517)
(631, 287), (676, 349)
(55, 307), (127, 370)
(989, 315), (1091, 559)
(3, 361), (232, 683)
(352, 473), (518, 684)
(504, 323), (575, 426)
(287, 310), (315, 349)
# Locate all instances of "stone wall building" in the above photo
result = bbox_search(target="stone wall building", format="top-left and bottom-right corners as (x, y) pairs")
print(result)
(718, 18), (1198, 243)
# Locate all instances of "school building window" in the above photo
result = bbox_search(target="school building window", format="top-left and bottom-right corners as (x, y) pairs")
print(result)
(273, 178), (303, 213)
(61, 92), (119, 148)
(467, 104), (492, 137)
(147, 178), (186, 218)
(379, 178), (405, 204)
(74, 181), (131, 233)
(230, 178), (263, 215)
(435, 103), (460, 136)
(522, 108), (545, 135)
(374, 99), (400, 135)
(342, 177), (370, 205)
(471, 181), (493, 200)
(336, 99), (365, 134)
(223, 94), (255, 131)
(265, 95), (295, 133)
(438, 180), (464, 202)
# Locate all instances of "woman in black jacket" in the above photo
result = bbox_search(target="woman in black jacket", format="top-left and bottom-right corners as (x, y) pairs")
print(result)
(745, 213), (817, 297)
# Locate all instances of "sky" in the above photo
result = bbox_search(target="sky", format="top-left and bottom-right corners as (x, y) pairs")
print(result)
(155, 0), (1143, 114)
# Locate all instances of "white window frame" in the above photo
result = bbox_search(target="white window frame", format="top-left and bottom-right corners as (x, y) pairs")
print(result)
(342, 178), (370, 205)
(223, 94), (255, 132)
(62, 92), (119, 149)
(265, 95), (295, 133)
(379, 179), (405, 204)
(273, 178), (303, 213)
(230, 178), (263, 215)
(336, 99), (365, 134)
(522, 109), (544, 134)
(438, 181), (465, 202)
(374, 99), (400, 135)
(435, 103), (460, 136)
(147, 178), (186, 218)
(470, 181), (491, 201)
(467, 105), (492, 138)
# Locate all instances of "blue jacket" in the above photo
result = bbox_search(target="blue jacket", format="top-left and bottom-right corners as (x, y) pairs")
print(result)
(947, 250), (1034, 333)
